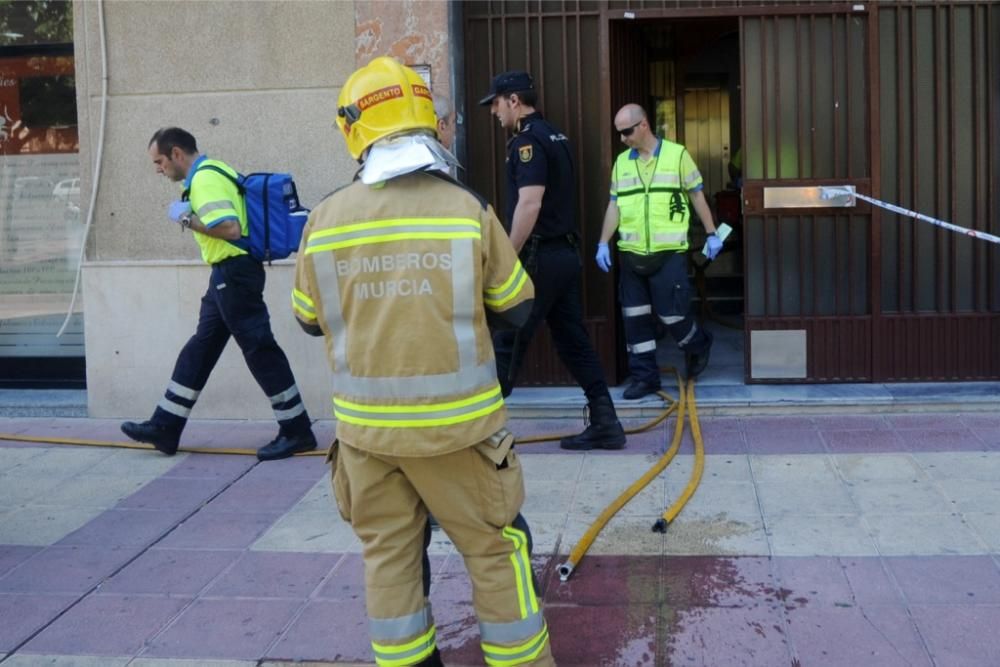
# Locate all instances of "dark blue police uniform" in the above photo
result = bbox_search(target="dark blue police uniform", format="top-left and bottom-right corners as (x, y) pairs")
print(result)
(493, 111), (612, 404)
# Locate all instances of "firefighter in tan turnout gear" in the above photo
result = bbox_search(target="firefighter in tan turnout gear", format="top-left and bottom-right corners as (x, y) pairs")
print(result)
(292, 57), (555, 667)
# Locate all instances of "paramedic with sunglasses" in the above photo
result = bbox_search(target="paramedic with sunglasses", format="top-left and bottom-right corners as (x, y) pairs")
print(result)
(595, 104), (720, 399)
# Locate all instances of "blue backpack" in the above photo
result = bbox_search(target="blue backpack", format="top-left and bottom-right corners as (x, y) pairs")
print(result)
(186, 165), (309, 263)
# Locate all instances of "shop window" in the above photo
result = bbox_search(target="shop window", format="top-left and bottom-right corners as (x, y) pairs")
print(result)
(0, 0), (83, 386)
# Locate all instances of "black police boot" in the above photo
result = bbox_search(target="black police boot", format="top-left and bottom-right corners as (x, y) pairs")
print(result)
(257, 430), (318, 461)
(121, 420), (181, 456)
(685, 329), (714, 379)
(622, 378), (661, 400)
(560, 395), (627, 451)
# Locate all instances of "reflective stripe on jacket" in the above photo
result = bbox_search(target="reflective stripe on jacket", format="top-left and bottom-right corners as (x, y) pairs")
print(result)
(292, 171), (534, 457)
(184, 157), (248, 265)
(612, 139), (701, 254)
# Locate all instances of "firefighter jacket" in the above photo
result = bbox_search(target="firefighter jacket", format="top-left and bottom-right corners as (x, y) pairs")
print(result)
(611, 139), (703, 255)
(292, 170), (534, 457)
(181, 156), (248, 265)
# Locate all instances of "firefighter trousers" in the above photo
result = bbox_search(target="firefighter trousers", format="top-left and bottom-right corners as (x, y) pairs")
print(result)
(151, 255), (311, 435)
(331, 436), (555, 667)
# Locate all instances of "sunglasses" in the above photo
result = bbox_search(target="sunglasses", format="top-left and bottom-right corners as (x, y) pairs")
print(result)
(617, 121), (642, 137)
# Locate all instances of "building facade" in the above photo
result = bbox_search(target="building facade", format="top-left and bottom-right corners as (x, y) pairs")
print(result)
(1, 1), (997, 419)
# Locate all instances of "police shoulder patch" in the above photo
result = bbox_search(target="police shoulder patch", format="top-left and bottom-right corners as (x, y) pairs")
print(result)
(518, 144), (533, 163)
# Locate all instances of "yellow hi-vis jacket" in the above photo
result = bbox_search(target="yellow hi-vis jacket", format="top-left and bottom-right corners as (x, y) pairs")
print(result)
(292, 171), (534, 457)
(182, 156), (248, 265)
(611, 139), (703, 255)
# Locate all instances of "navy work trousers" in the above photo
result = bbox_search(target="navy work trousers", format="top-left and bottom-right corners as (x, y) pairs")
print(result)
(152, 254), (310, 435)
(619, 250), (709, 385)
(493, 238), (611, 403)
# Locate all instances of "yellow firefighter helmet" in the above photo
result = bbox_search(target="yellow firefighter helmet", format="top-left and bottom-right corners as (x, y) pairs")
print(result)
(336, 56), (437, 160)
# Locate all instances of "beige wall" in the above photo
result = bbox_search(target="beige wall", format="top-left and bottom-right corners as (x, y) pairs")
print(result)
(76, 0), (453, 419)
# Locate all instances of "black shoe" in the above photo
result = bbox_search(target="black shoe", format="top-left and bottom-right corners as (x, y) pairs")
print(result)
(121, 420), (180, 456)
(257, 431), (318, 461)
(685, 329), (714, 379)
(622, 379), (661, 400)
(560, 395), (627, 451)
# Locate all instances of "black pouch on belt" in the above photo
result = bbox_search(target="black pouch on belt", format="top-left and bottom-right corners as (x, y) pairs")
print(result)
(622, 249), (673, 276)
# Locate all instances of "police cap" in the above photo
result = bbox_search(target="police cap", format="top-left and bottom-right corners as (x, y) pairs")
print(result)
(478, 71), (534, 106)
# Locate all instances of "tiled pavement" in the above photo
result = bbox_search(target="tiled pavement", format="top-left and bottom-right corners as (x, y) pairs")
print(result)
(1, 411), (1000, 666)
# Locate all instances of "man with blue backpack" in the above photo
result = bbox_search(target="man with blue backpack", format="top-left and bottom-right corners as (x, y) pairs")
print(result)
(121, 126), (317, 461)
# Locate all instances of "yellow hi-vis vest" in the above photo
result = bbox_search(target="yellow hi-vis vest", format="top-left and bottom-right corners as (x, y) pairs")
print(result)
(292, 171), (534, 457)
(611, 139), (703, 254)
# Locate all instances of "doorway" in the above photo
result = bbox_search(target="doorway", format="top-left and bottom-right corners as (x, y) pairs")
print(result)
(610, 18), (746, 387)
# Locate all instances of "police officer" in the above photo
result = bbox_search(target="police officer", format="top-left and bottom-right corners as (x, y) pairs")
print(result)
(480, 70), (626, 451)
(595, 104), (719, 399)
(294, 57), (553, 667)
(121, 127), (316, 461)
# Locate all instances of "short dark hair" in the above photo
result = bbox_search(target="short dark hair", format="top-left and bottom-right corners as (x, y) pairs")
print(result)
(504, 89), (538, 107)
(149, 127), (198, 156)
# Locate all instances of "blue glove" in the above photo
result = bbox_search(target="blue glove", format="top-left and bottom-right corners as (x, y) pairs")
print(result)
(705, 233), (723, 260)
(595, 243), (612, 272)
(168, 200), (192, 224)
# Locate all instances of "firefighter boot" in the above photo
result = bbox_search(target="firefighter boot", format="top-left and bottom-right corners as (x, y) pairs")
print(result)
(559, 395), (627, 450)
(121, 420), (181, 456)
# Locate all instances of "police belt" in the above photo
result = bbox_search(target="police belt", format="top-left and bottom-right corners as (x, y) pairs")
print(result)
(527, 232), (578, 249)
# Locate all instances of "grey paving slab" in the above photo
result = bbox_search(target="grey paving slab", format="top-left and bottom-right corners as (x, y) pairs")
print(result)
(766, 514), (878, 557)
(159, 454), (256, 480)
(964, 513), (1000, 551)
(519, 453), (583, 482)
(156, 510), (282, 550)
(100, 548), (241, 596)
(849, 480), (953, 515)
(572, 479), (666, 518)
(749, 454), (838, 483)
(522, 479), (577, 515)
(314, 553), (364, 601)
(251, 509), (360, 554)
(745, 428), (827, 454)
(0, 545), (40, 577)
(865, 512), (989, 556)
(20, 594), (190, 657)
(884, 555), (1000, 604)
(142, 598), (302, 661)
(772, 556), (856, 607)
(662, 605), (794, 666)
(915, 451), (1000, 481)
(0, 593), (78, 652)
(756, 480), (859, 516)
(266, 598), (371, 663)
(910, 604), (1000, 667)
(0, 506), (101, 547)
(663, 480), (760, 519)
(36, 474), (151, 509)
(783, 604), (932, 666)
(936, 478), (1000, 513)
(840, 557), (906, 606)
(131, 660), (257, 667)
(57, 508), (191, 548)
(0, 656), (129, 666)
(0, 545), (140, 594)
(823, 429), (907, 453)
(835, 453), (929, 482)
(202, 551), (339, 599)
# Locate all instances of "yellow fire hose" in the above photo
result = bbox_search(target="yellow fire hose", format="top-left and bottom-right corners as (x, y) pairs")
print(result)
(558, 373), (704, 581)
(0, 372), (703, 585)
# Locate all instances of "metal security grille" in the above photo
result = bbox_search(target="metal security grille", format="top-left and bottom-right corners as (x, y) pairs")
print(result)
(463, 2), (620, 386)
(462, 1), (1000, 385)
(875, 1), (1000, 380)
